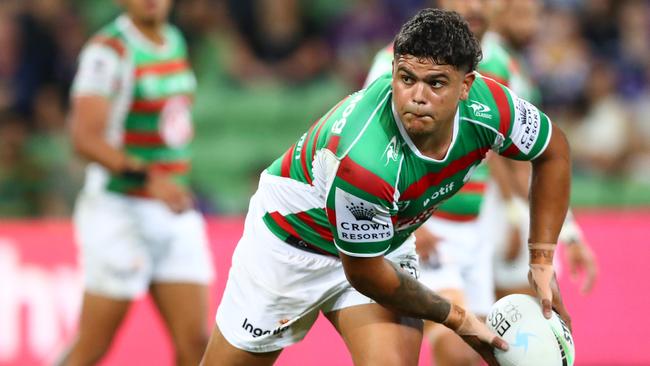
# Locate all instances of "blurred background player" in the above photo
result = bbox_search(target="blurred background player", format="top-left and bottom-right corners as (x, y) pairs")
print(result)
(59, 0), (214, 365)
(479, 0), (598, 300)
(365, 0), (597, 365)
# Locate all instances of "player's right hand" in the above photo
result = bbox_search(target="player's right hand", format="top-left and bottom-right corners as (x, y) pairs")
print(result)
(444, 304), (508, 365)
(413, 226), (440, 263)
(146, 170), (193, 213)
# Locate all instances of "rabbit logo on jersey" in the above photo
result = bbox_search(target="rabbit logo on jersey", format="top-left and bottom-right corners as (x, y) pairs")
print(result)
(335, 188), (393, 242)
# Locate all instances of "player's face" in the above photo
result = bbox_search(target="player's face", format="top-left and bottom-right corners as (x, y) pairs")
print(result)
(391, 55), (474, 138)
(437, 0), (490, 40)
(121, 0), (172, 24)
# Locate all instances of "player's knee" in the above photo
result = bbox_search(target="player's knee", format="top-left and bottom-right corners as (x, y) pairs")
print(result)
(433, 332), (481, 366)
(64, 339), (112, 366)
(172, 332), (209, 365)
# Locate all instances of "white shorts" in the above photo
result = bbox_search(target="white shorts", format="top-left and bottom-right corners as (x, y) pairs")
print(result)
(215, 190), (419, 353)
(419, 215), (494, 316)
(73, 190), (214, 299)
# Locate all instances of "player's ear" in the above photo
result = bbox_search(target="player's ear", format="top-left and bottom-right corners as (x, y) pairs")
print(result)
(460, 71), (476, 100)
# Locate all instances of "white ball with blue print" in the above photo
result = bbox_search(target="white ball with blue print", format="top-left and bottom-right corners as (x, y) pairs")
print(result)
(485, 294), (575, 366)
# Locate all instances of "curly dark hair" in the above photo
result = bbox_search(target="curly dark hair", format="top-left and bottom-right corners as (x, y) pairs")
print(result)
(393, 8), (482, 72)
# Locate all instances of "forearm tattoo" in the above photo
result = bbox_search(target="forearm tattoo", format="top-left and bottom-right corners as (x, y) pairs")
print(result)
(369, 261), (451, 323)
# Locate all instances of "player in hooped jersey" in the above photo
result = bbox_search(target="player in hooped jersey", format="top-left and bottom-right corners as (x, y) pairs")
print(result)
(202, 9), (569, 366)
(367, 1), (595, 365)
(61, 0), (213, 365)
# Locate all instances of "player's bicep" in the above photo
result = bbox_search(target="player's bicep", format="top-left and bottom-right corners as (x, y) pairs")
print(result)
(326, 183), (394, 258)
(70, 95), (112, 150)
(497, 94), (552, 161)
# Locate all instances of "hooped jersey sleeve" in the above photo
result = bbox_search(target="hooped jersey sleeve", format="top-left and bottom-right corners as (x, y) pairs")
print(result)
(478, 77), (553, 161)
(71, 42), (123, 98)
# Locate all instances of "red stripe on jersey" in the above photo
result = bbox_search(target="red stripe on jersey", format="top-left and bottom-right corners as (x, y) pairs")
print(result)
(123, 131), (164, 146)
(337, 156), (394, 201)
(401, 148), (489, 200)
(384, 43), (394, 53)
(479, 72), (509, 87)
(483, 78), (511, 137)
(269, 212), (301, 239)
(501, 143), (520, 158)
(327, 135), (340, 154)
(431, 211), (478, 222)
(150, 160), (191, 174)
(131, 99), (167, 113)
(325, 207), (337, 227)
(131, 95), (192, 114)
(459, 181), (487, 194)
(135, 60), (189, 78)
(296, 212), (333, 241)
(280, 145), (294, 178)
(312, 96), (349, 160)
(91, 36), (126, 57)
(300, 124), (317, 185)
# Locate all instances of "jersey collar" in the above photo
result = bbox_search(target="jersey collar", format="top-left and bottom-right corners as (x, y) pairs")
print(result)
(117, 14), (171, 55)
(391, 99), (460, 163)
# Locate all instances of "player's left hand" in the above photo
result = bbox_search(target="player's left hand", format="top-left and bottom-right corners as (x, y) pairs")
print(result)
(565, 241), (598, 294)
(528, 267), (572, 331)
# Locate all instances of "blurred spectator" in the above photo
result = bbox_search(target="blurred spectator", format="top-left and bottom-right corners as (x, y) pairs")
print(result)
(529, 6), (590, 110)
(616, 0), (650, 98)
(568, 61), (639, 176)
(328, 0), (403, 87)
(225, 0), (332, 85)
(0, 111), (44, 216)
(0, 6), (20, 112)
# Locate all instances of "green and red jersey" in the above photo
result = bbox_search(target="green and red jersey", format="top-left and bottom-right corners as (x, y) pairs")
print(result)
(262, 73), (552, 257)
(480, 31), (541, 105)
(72, 15), (196, 196)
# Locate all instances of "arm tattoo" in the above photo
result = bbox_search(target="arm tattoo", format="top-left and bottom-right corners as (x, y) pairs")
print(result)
(369, 262), (451, 323)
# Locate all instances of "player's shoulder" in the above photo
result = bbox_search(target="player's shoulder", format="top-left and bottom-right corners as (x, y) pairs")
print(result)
(333, 74), (394, 152)
(460, 74), (515, 136)
(84, 16), (127, 59)
(333, 75), (401, 191)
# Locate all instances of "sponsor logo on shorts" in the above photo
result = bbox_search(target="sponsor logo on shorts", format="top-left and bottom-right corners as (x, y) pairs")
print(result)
(468, 100), (492, 119)
(512, 97), (540, 154)
(241, 318), (289, 338)
(335, 188), (393, 243)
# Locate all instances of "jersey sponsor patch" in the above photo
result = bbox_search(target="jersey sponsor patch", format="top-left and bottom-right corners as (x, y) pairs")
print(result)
(160, 96), (193, 147)
(511, 97), (541, 154)
(335, 188), (393, 243)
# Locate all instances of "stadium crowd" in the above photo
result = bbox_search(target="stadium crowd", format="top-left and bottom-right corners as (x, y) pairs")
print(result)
(0, 0), (649, 216)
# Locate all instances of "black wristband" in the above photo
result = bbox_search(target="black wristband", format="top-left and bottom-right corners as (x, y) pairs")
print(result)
(120, 167), (149, 183)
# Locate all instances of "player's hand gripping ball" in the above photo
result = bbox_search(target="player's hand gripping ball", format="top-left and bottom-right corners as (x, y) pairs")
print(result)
(486, 294), (575, 366)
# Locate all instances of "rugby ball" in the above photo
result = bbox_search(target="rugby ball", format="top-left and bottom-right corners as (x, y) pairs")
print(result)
(485, 294), (575, 366)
